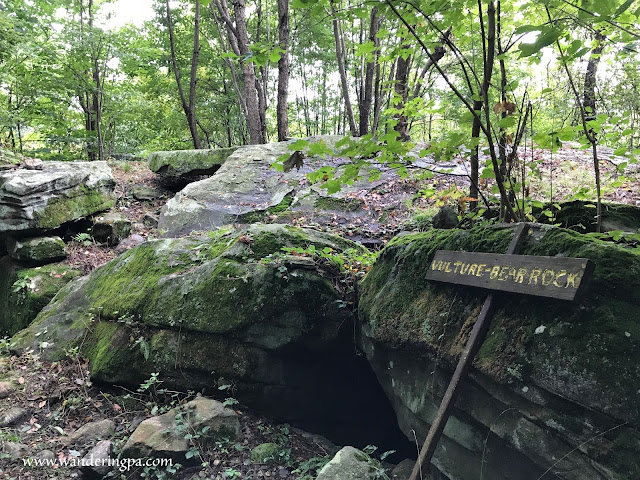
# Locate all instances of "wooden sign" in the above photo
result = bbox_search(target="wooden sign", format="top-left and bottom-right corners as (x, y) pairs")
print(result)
(426, 250), (594, 301)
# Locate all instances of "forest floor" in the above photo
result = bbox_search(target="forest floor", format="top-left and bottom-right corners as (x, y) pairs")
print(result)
(0, 349), (340, 480)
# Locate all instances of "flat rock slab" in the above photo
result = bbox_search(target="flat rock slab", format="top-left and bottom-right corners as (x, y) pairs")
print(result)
(131, 185), (163, 201)
(148, 147), (238, 178)
(81, 440), (113, 477)
(0, 161), (115, 234)
(63, 418), (115, 446)
(158, 137), (411, 239)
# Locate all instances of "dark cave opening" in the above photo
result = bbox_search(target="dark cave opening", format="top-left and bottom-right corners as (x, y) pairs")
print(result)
(242, 321), (417, 464)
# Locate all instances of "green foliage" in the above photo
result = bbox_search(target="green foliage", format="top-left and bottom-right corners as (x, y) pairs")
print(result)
(281, 245), (377, 277)
(73, 232), (94, 247)
(292, 456), (331, 479)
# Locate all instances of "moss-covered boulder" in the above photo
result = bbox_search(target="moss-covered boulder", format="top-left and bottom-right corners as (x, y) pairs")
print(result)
(358, 224), (640, 480)
(535, 200), (640, 233)
(11, 224), (366, 420)
(0, 161), (115, 234)
(7, 236), (66, 266)
(0, 258), (82, 336)
(316, 446), (379, 480)
(147, 147), (238, 178)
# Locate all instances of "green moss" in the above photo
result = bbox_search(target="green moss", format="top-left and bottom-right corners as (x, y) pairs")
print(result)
(314, 196), (364, 212)
(173, 258), (259, 332)
(1, 261), (81, 336)
(35, 187), (115, 229)
(12, 237), (66, 265)
(203, 228), (237, 259)
(536, 200), (640, 233)
(524, 228), (640, 299)
(251, 230), (304, 259)
(240, 193), (294, 224)
(359, 224), (640, 432)
(82, 321), (142, 383)
(83, 241), (186, 320)
(251, 443), (281, 464)
(478, 329), (507, 359)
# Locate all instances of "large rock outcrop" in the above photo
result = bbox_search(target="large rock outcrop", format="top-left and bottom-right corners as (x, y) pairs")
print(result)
(10, 224), (367, 423)
(358, 224), (640, 480)
(0, 161), (115, 235)
(157, 137), (408, 241)
(535, 200), (640, 233)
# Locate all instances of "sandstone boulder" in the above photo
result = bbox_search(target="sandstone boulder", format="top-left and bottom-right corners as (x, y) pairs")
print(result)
(11, 224), (366, 422)
(316, 446), (379, 480)
(157, 136), (408, 241)
(7, 236), (66, 266)
(63, 419), (115, 446)
(131, 185), (163, 201)
(81, 440), (113, 478)
(122, 396), (240, 461)
(92, 212), (132, 246)
(0, 161), (115, 234)
(148, 147), (238, 178)
(535, 200), (640, 233)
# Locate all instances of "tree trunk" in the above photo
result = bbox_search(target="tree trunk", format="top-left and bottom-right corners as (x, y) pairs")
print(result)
(189, 0), (202, 147)
(359, 7), (381, 136)
(394, 41), (411, 141)
(85, 0), (97, 161)
(582, 31), (605, 231)
(211, 6), (247, 143)
(582, 31), (605, 122)
(330, 0), (358, 137)
(232, 0), (264, 144)
(410, 27), (451, 100)
(166, 0), (201, 149)
(276, 0), (290, 141)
